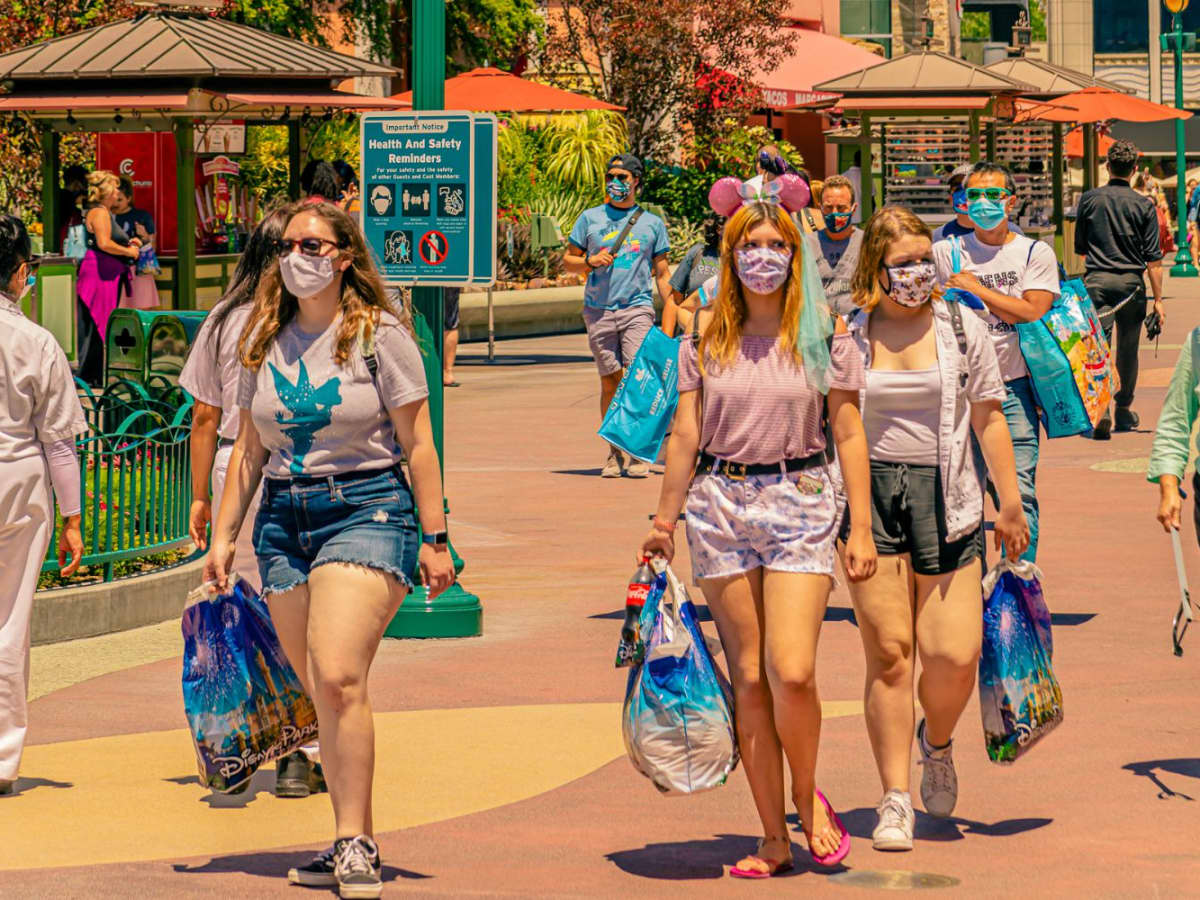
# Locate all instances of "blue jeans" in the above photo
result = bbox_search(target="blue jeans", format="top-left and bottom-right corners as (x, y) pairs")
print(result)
(1003, 377), (1040, 563)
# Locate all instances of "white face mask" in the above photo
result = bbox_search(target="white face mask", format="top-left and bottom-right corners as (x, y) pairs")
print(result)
(280, 251), (337, 299)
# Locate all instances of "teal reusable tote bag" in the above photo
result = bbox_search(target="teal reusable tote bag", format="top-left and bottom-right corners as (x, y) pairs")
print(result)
(598, 328), (682, 463)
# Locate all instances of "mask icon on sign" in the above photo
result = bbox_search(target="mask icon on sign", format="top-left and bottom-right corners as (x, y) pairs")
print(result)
(370, 185), (393, 216)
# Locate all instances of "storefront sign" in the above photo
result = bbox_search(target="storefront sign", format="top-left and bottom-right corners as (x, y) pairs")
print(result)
(360, 112), (497, 286)
(195, 120), (245, 155)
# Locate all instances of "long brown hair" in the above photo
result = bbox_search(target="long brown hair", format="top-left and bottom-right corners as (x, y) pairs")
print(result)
(239, 201), (414, 370)
(699, 202), (807, 373)
(851, 205), (935, 312)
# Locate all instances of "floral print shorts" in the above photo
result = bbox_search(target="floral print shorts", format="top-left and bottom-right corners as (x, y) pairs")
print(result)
(684, 466), (839, 582)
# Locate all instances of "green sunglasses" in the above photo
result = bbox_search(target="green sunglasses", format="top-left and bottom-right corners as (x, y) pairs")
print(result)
(965, 187), (1011, 202)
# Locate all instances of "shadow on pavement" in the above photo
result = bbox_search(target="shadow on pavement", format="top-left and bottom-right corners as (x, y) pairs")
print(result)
(460, 354), (595, 367)
(1122, 758), (1200, 800)
(8, 776), (72, 795)
(172, 851), (431, 882)
(163, 769), (277, 808)
(590, 605), (857, 626)
(833, 808), (1051, 843)
(606, 833), (824, 880)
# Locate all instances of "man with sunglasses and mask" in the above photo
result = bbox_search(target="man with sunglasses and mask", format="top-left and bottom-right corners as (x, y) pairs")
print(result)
(565, 153), (671, 478)
(934, 164), (1023, 243)
(933, 161), (1059, 562)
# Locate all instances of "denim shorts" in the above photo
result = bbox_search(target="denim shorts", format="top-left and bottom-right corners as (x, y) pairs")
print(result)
(253, 465), (419, 597)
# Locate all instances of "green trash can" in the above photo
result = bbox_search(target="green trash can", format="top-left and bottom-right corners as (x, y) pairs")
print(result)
(106, 309), (208, 387)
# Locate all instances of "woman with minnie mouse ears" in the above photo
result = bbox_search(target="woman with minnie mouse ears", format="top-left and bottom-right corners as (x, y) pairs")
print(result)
(641, 174), (877, 877)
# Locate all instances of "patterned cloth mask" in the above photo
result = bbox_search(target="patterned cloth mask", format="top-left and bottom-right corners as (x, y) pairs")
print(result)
(735, 246), (793, 294)
(884, 260), (938, 308)
(607, 179), (631, 202)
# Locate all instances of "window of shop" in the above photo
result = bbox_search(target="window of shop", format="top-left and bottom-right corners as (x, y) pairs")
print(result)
(1095, 0), (1148, 53)
(842, 0), (893, 56)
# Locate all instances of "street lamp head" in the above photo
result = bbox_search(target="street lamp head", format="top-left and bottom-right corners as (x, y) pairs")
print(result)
(1165, 0), (1190, 15)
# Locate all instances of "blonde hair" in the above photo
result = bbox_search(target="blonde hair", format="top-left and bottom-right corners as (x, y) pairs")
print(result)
(699, 202), (807, 374)
(87, 170), (119, 205)
(851, 206), (935, 312)
(239, 201), (415, 371)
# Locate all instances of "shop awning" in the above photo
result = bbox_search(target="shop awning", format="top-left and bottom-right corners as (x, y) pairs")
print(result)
(390, 67), (622, 113)
(0, 91), (191, 111)
(0, 88), (409, 117)
(222, 91), (410, 111)
(748, 28), (886, 109)
(828, 95), (994, 111)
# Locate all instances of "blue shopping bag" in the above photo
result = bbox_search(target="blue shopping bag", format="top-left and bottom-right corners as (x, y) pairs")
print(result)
(181, 577), (317, 793)
(598, 327), (681, 463)
(621, 560), (738, 794)
(978, 560), (1063, 764)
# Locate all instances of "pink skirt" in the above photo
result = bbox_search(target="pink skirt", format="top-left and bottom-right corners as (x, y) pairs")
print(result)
(122, 273), (160, 309)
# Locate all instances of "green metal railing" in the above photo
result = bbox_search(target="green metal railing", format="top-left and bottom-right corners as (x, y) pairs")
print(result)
(43, 377), (194, 582)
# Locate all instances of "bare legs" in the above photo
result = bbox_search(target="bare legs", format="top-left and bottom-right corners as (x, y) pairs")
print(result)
(847, 554), (982, 791)
(266, 564), (407, 839)
(442, 327), (459, 386)
(599, 370), (623, 422)
(700, 567), (841, 873)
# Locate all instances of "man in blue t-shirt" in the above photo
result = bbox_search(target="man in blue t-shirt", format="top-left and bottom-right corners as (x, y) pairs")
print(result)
(565, 153), (671, 478)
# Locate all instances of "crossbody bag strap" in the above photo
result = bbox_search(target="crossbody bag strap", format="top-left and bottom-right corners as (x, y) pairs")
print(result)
(946, 298), (969, 388)
(358, 308), (381, 382)
(607, 206), (644, 259)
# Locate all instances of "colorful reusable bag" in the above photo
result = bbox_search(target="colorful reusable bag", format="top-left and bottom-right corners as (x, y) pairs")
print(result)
(622, 559), (739, 794)
(1019, 275), (1114, 435)
(978, 560), (1064, 764)
(182, 577), (317, 793)
(598, 327), (681, 463)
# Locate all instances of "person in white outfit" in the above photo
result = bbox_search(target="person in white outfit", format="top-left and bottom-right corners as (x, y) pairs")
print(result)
(179, 203), (325, 799)
(0, 215), (86, 794)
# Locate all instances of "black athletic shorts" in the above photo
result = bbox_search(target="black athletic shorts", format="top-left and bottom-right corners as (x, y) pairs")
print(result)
(443, 287), (461, 331)
(840, 461), (982, 576)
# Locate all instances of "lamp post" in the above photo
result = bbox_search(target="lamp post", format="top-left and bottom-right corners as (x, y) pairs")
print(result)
(1164, 0), (1198, 276)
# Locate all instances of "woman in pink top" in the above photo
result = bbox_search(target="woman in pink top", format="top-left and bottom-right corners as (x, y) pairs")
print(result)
(642, 178), (877, 877)
(841, 207), (1028, 851)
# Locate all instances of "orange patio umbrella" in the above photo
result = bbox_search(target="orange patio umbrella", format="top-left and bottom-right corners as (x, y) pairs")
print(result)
(391, 67), (623, 113)
(1065, 126), (1114, 158)
(1017, 86), (1192, 124)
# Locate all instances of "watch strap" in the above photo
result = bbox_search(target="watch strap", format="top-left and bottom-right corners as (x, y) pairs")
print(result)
(422, 530), (449, 546)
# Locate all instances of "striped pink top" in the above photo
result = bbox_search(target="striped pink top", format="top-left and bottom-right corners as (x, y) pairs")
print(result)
(677, 332), (865, 465)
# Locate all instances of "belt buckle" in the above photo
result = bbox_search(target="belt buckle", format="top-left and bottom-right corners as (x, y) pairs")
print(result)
(724, 462), (748, 482)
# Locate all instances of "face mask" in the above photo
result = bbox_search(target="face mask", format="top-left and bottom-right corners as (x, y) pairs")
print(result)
(823, 211), (852, 232)
(280, 251), (337, 298)
(951, 187), (969, 214)
(967, 198), (1007, 230)
(735, 246), (793, 294)
(607, 178), (631, 202)
(884, 261), (938, 308)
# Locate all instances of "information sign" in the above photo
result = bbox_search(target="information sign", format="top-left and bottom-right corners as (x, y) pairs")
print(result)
(360, 112), (497, 286)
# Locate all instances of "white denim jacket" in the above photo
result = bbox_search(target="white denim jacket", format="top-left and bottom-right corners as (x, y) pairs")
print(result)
(847, 298), (1006, 542)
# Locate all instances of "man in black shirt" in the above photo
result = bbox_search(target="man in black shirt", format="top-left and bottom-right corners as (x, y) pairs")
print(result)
(1074, 139), (1165, 438)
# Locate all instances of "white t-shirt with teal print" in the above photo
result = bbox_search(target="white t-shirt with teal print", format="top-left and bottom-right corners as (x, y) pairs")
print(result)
(569, 203), (669, 310)
(238, 312), (428, 478)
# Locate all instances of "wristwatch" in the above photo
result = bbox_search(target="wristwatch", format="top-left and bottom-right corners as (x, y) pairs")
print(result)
(422, 530), (449, 547)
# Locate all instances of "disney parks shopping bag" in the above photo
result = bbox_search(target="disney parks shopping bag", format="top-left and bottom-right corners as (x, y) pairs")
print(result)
(622, 559), (738, 794)
(598, 328), (681, 463)
(978, 560), (1063, 764)
(1017, 275), (1114, 437)
(182, 577), (317, 793)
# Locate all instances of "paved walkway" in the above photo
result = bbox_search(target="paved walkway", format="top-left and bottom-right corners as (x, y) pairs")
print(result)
(9, 277), (1200, 897)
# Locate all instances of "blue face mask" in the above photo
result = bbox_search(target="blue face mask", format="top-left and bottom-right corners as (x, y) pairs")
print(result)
(952, 187), (969, 214)
(823, 211), (852, 232)
(607, 178), (631, 202)
(968, 198), (1007, 231)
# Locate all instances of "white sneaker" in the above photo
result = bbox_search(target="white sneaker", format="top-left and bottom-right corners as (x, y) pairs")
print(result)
(917, 718), (958, 818)
(601, 446), (624, 478)
(872, 789), (914, 851)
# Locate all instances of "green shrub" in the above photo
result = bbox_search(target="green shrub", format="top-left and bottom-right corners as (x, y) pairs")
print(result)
(667, 217), (705, 264)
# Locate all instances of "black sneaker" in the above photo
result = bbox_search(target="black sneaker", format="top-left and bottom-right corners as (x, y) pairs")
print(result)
(334, 836), (383, 899)
(0, 779), (13, 795)
(1114, 407), (1140, 432)
(1092, 412), (1112, 441)
(275, 751), (326, 798)
(288, 844), (338, 887)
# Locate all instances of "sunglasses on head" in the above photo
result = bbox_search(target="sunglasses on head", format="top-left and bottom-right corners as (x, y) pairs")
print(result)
(274, 237), (345, 258)
(965, 187), (1011, 202)
(607, 172), (633, 183)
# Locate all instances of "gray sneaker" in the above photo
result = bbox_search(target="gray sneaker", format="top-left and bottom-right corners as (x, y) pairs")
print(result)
(872, 789), (914, 851)
(625, 456), (650, 478)
(917, 718), (958, 818)
(275, 750), (326, 798)
(335, 835), (383, 899)
(601, 446), (624, 478)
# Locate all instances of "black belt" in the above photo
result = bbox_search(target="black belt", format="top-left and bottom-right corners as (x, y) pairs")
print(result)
(217, 437), (236, 448)
(696, 451), (824, 481)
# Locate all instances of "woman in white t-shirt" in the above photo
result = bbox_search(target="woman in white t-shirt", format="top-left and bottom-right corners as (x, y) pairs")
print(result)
(204, 202), (453, 898)
(844, 207), (1028, 852)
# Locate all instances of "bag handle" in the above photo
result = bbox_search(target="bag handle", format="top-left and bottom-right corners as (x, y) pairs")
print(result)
(950, 235), (962, 274)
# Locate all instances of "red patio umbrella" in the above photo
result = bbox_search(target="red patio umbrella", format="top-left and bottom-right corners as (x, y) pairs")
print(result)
(1065, 126), (1114, 159)
(1017, 86), (1192, 124)
(391, 67), (623, 113)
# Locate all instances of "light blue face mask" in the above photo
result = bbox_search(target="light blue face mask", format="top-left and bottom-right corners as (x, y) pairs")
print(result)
(607, 178), (631, 202)
(967, 198), (1007, 230)
(19, 270), (35, 299)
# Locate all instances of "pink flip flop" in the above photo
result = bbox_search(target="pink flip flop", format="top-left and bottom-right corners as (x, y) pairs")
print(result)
(808, 789), (851, 868)
(729, 839), (794, 879)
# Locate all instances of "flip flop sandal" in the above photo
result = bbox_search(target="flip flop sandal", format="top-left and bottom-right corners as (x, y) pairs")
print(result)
(806, 789), (851, 868)
(729, 839), (794, 879)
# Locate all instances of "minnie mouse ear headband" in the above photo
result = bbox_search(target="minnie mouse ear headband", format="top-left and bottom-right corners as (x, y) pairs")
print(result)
(708, 174), (811, 218)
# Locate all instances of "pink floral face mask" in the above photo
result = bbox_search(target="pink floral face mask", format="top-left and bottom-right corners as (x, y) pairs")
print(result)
(735, 246), (793, 294)
(883, 260), (937, 307)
